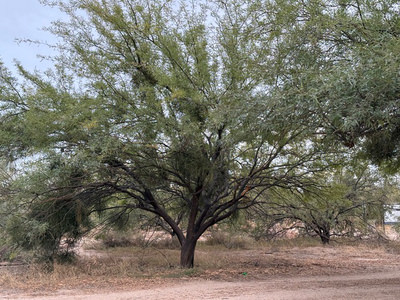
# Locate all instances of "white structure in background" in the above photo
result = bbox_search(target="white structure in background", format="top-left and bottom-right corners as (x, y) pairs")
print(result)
(383, 205), (400, 240)
(384, 205), (400, 224)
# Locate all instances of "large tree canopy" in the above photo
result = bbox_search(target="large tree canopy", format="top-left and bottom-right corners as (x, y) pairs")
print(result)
(0, 0), (331, 267)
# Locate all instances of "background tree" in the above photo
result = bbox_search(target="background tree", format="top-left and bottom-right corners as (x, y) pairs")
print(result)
(254, 160), (387, 244)
(0, 0), (332, 268)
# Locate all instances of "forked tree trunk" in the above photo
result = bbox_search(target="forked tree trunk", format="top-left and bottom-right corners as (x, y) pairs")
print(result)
(320, 234), (330, 244)
(180, 238), (198, 268)
(319, 229), (331, 244)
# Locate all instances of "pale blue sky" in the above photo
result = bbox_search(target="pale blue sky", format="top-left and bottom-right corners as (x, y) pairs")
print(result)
(0, 0), (63, 71)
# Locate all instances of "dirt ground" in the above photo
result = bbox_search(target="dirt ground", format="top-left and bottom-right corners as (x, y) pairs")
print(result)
(2, 240), (400, 299)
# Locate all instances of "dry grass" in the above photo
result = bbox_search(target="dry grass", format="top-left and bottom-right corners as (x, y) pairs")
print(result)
(201, 230), (254, 249)
(1, 237), (400, 297)
(88, 230), (181, 250)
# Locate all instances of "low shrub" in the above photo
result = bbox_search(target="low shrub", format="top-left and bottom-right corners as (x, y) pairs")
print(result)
(204, 230), (250, 249)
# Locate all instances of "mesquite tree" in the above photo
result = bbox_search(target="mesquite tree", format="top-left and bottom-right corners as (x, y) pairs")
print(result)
(0, 0), (342, 267)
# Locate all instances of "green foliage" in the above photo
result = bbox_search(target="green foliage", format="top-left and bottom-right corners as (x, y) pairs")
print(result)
(1, 0), (398, 266)
(268, 0), (400, 169)
(0, 155), (102, 261)
(4, 180), (93, 261)
(257, 162), (387, 243)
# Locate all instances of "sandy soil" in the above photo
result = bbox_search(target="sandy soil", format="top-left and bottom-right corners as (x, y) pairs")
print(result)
(2, 242), (400, 299)
(8, 271), (400, 300)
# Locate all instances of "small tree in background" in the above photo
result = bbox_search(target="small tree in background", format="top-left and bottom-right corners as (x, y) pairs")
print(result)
(255, 162), (387, 244)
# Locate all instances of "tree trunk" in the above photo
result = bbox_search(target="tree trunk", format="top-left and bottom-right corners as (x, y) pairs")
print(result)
(180, 238), (197, 268)
(319, 229), (330, 244)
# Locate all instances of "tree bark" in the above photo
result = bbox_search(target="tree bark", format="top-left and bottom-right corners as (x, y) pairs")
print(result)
(319, 228), (330, 244)
(180, 238), (197, 268)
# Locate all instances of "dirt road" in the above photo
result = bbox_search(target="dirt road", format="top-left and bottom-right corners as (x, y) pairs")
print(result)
(7, 270), (400, 300)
